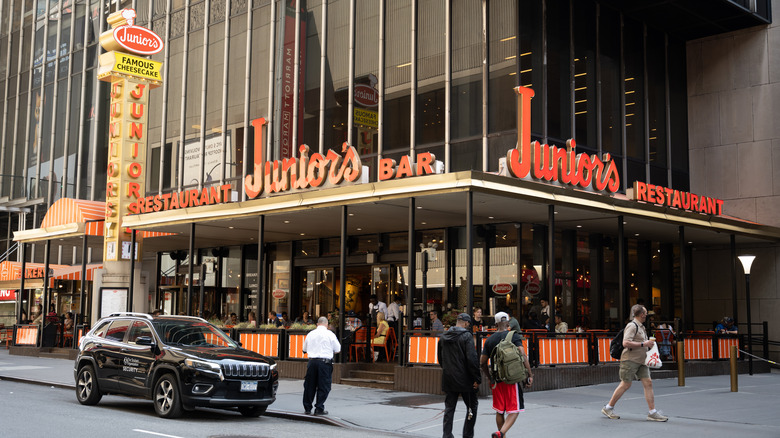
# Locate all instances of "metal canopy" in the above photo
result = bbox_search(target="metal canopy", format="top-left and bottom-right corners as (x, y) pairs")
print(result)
(122, 171), (779, 253)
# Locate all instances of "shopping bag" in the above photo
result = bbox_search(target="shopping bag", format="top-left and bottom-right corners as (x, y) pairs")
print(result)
(644, 343), (663, 369)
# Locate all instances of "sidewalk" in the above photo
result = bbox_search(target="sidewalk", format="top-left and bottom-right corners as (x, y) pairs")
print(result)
(1, 349), (778, 437)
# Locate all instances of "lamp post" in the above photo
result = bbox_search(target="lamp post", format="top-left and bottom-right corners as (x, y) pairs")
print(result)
(420, 242), (437, 330)
(737, 255), (755, 375)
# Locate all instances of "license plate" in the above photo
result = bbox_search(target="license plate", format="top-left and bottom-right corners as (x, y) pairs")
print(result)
(240, 380), (258, 392)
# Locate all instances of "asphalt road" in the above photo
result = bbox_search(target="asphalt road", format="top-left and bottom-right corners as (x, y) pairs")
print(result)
(0, 380), (399, 438)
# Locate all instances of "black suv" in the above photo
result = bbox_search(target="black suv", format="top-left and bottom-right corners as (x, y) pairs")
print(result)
(74, 313), (278, 418)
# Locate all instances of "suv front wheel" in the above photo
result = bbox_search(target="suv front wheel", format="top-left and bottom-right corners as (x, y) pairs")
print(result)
(76, 364), (102, 405)
(154, 374), (183, 418)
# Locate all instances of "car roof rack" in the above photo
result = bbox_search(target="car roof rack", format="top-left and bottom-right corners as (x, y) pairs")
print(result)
(107, 312), (153, 319)
(156, 315), (208, 323)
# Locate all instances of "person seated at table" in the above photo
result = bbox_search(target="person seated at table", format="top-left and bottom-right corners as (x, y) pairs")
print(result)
(523, 311), (545, 330)
(657, 317), (675, 360)
(63, 312), (74, 331)
(31, 305), (43, 325)
(268, 311), (283, 327)
(296, 311), (314, 325)
(247, 311), (258, 328)
(372, 311), (389, 362)
(554, 314), (568, 334)
(715, 317), (737, 334)
(472, 306), (492, 330)
(345, 311), (362, 331)
(225, 313), (238, 327)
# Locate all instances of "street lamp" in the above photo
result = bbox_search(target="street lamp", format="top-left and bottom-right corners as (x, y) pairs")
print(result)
(420, 242), (437, 330)
(737, 255), (755, 375)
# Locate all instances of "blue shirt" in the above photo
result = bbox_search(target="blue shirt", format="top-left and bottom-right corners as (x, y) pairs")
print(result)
(715, 323), (737, 333)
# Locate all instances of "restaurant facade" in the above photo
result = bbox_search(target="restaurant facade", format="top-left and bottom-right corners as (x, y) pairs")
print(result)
(1, 0), (778, 362)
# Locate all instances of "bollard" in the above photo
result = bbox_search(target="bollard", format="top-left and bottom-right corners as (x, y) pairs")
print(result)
(730, 345), (738, 392)
(677, 341), (685, 386)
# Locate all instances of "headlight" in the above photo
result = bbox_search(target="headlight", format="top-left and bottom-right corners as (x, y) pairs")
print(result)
(184, 358), (221, 374)
(269, 363), (277, 371)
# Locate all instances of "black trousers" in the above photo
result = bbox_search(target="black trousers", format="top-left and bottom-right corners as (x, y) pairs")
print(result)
(302, 359), (333, 412)
(443, 389), (478, 438)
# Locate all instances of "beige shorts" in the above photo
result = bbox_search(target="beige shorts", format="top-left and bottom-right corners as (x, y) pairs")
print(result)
(619, 360), (651, 382)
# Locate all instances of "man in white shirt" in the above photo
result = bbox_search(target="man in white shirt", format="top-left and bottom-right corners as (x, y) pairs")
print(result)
(386, 296), (402, 336)
(302, 317), (341, 415)
(368, 294), (388, 324)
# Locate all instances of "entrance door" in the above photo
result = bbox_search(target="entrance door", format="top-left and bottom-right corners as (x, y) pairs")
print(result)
(296, 266), (375, 321)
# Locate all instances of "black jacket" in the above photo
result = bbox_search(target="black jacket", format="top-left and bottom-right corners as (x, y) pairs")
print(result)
(437, 326), (482, 392)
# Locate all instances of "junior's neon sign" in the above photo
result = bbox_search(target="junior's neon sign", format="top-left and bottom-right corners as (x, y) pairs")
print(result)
(243, 119), (363, 199)
(505, 87), (620, 193)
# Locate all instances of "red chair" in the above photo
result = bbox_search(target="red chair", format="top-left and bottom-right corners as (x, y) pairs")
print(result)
(371, 327), (396, 362)
(349, 326), (376, 361)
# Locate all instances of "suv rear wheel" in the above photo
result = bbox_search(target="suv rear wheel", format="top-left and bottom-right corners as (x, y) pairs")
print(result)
(238, 405), (267, 417)
(154, 374), (183, 418)
(76, 364), (102, 405)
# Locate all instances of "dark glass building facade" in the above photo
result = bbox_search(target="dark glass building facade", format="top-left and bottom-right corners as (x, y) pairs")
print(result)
(1, 0), (777, 349)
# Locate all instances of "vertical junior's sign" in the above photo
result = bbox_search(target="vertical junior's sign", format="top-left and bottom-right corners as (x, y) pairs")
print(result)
(97, 9), (163, 261)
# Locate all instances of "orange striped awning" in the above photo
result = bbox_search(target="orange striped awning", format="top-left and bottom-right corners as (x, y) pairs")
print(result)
(14, 198), (176, 242)
(0, 260), (67, 282)
(48, 263), (102, 287)
(40, 198), (105, 235)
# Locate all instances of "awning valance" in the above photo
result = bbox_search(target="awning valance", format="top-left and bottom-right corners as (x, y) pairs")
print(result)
(48, 263), (103, 287)
(14, 197), (175, 243)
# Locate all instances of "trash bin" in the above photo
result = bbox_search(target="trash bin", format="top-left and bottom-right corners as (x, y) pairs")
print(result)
(42, 323), (58, 347)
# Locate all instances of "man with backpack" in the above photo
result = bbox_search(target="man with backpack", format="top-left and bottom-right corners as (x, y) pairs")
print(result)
(480, 312), (533, 438)
(602, 304), (668, 422)
(438, 313), (481, 438)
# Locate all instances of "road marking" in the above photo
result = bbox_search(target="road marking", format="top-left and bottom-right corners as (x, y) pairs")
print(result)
(133, 429), (185, 438)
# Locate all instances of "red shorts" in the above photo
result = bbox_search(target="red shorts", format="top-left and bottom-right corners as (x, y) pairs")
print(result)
(491, 381), (525, 414)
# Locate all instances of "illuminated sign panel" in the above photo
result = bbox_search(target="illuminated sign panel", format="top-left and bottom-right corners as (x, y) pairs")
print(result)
(98, 51), (162, 83)
(504, 87), (620, 193)
(99, 8), (162, 262)
(631, 181), (724, 215)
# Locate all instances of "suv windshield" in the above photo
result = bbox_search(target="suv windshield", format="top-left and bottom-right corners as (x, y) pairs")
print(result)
(151, 319), (238, 348)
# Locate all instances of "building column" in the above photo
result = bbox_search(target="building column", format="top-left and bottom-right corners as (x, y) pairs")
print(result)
(257, 215), (265, 324)
(404, 197), (416, 365)
(617, 215), (626, 326)
(339, 206), (347, 363)
(466, 192), (473, 315)
(187, 223), (195, 315)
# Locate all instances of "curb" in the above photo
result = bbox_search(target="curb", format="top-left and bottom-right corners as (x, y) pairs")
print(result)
(0, 374), (74, 391)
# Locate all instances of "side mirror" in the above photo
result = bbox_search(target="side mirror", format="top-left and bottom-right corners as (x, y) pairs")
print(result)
(136, 336), (155, 346)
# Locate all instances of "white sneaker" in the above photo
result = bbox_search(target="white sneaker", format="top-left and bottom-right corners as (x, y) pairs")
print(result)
(373, 351), (379, 362)
(601, 406), (620, 419)
(647, 411), (668, 422)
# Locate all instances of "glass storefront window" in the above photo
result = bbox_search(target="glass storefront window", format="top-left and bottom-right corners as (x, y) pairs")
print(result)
(451, 0), (482, 140)
(488, 0), (517, 135)
(624, 17), (646, 162)
(647, 28), (667, 168)
(271, 260), (291, 316)
(600, 6), (622, 157)
(573, 0), (597, 150)
(546, 0), (571, 143)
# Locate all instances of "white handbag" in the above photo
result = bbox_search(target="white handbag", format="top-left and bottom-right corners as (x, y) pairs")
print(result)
(644, 343), (663, 369)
